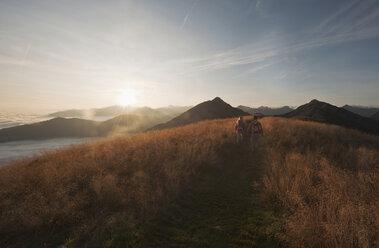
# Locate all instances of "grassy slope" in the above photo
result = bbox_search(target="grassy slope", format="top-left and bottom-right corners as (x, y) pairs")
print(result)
(261, 117), (379, 248)
(0, 118), (282, 248)
(1, 117), (377, 247)
(139, 146), (281, 248)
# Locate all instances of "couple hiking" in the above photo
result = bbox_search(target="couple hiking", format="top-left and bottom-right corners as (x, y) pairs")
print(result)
(234, 115), (263, 151)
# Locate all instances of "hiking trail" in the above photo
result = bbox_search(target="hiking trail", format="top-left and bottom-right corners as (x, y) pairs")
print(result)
(139, 145), (283, 247)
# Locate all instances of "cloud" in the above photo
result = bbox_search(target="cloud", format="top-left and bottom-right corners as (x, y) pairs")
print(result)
(181, 14), (190, 29)
(180, 0), (199, 29)
(238, 59), (283, 77)
(255, 0), (269, 18)
(183, 0), (379, 73)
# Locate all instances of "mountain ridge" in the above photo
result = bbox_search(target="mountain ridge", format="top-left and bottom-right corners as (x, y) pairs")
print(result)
(237, 105), (293, 116)
(342, 105), (379, 117)
(48, 105), (191, 118)
(151, 97), (249, 130)
(0, 113), (173, 143)
(284, 99), (379, 135)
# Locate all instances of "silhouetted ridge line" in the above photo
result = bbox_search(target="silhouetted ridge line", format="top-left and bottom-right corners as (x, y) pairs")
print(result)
(237, 105), (293, 116)
(342, 105), (379, 117)
(284, 99), (379, 135)
(0, 113), (171, 142)
(151, 97), (249, 130)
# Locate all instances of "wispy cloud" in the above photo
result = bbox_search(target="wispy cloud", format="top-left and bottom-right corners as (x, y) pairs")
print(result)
(237, 59), (283, 77)
(245, 60), (280, 75)
(1, 0), (378, 83)
(180, 0), (199, 29)
(181, 14), (190, 29)
(184, 0), (379, 73)
(255, 0), (269, 18)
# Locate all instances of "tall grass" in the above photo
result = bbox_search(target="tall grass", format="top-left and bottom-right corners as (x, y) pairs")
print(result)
(261, 117), (379, 248)
(1, 116), (377, 247)
(0, 119), (235, 247)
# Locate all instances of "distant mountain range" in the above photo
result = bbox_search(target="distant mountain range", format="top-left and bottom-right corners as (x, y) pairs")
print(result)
(237, 105), (293, 116)
(152, 97), (249, 130)
(2, 98), (378, 142)
(284, 99), (379, 135)
(48, 105), (191, 118)
(0, 112), (175, 143)
(342, 105), (379, 117)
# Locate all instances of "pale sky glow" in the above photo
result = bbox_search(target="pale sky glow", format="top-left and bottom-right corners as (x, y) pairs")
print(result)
(0, 0), (379, 112)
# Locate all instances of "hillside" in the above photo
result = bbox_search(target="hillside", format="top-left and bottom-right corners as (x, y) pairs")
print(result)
(371, 111), (379, 122)
(262, 118), (378, 248)
(284, 99), (379, 134)
(0, 117), (281, 247)
(343, 104), (379, 117)
(0, 117), (101, 142)
(0, 117), (378, 247)
(238, 105), (293, 115)
(152, 97), (249, 130)
(0, 113), (173, 142)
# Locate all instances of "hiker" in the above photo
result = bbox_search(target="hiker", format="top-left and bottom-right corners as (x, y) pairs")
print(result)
(248, 115), (263, 151)
(235, 116), (246, 145)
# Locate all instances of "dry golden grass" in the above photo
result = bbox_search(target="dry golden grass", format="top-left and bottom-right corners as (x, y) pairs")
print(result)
(0, 118), (236, 247)
(261, 117), (379, 248)
(1, 116), (378, 248)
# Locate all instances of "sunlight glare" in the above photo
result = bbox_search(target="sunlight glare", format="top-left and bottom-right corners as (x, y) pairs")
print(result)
(118, 89), (137, 107)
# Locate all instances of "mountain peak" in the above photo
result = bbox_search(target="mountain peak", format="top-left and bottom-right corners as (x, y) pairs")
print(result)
(310, 99), (321, 104)
(212, 97), (224, 103)
(151, 98), (248, 130)
(284, 100), (379, 134)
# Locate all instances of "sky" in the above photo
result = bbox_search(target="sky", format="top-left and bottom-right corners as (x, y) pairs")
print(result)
(0, 0), (379, 112)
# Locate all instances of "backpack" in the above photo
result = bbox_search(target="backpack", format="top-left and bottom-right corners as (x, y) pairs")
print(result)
(236, 120), (244, 131)
(252, 122), (260, 133)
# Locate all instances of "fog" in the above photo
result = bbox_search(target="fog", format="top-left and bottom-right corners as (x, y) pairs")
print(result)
(0, 138), (98, 168)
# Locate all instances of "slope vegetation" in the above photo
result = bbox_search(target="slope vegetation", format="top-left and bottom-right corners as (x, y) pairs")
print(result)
(261, 117), (379, 248)
(1, 116), (377, 247)
(0, 117), (280, 247)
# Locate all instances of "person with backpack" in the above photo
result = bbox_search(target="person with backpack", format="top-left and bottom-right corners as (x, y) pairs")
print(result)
(248, 115), (263, 151)
(235, 116), (246, 145)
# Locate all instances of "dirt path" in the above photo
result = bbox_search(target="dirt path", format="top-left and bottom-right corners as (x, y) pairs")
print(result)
(139, 146), (283, 247)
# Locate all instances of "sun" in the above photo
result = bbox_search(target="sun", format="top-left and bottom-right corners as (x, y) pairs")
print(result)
(118, 89), (137, 107)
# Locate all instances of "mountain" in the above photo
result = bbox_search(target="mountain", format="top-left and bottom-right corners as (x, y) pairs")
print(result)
(371, 111), (379, 122)
(152, 97), (249, 130)
(99, 112), (175, 135)
(48, 105), (191, 118)
(48, 106), (131, 118)
(342, 105), (379, 117)
(0, 113), (176, 143)
(238, 105), (293, 115)
(155, 106), (192, 116)
(0, 117), (101, 142)
(284, 99), (379, 135)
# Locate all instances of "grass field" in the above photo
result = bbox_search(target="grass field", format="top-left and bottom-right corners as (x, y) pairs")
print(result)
(0, 117), (377, 247)
(261, 117), (379, 248)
